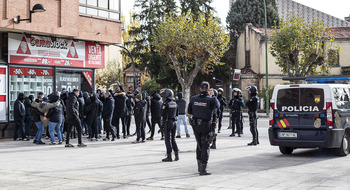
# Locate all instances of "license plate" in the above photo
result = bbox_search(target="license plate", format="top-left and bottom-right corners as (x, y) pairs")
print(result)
(278, 132), (297, 138)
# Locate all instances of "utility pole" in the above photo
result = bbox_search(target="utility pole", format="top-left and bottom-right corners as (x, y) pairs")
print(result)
(263, 0), (269, 115)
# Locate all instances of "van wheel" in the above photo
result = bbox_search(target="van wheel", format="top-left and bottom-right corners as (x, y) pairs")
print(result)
(336, 133), (350, 156)
(279, 146), (293, 154)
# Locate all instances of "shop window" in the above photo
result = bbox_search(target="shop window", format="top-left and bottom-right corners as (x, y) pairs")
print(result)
(79, 0), (121, 21)
(56, 70), (93, 93)
(126, 76), (133, 83)
(9, 67), (53, 120)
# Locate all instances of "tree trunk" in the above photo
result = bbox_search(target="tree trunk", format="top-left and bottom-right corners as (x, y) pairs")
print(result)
(181, 84), (191, 111)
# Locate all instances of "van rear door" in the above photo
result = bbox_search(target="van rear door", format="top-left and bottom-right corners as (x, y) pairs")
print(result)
(275, 88), (325, 130)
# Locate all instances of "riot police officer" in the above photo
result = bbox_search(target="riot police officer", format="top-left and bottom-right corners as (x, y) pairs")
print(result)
(210, 89), (220, 149)
(188, 81), (218, 175)
(228, 88), (244, 137)
(246, 85), (259, 146)
(161, 89), (179, 162)
(217, 88), (227, 133)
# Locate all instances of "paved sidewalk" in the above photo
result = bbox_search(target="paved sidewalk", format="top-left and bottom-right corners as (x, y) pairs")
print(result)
(0, 117), (349, 190)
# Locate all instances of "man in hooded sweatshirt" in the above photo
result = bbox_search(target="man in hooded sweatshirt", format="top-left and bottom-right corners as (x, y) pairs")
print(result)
(24, 95), (34, 138)
(112, 88), (128, 139)
(46, 94), (63, 145)
(176, 92), (190, 138)
(13, 93), (27, 141)
(125, 92), (134, 136)
(147, 92), (163, 140)
(102, 92), (116, 141)
(85, 92), (103, 141)
(133, 93), (146, 143)
(65, 89), (86, 147)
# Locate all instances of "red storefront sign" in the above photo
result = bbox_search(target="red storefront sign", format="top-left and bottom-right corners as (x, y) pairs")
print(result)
(9, 67), (53, 76)
(85, 42), (105, 69)
(82, 71), (93, 88)
(8, 33), (104, 69)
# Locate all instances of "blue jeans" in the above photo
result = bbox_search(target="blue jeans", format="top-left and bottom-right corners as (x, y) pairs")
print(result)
(49, 121), (62, 143)
(25, 116), (33, 137)
(14, 120), (26, 140)
(59, 115), (65, 136)
(81, 118), (88, 135)
(34, 121), (44, 141)
(177, 114), (189, 136)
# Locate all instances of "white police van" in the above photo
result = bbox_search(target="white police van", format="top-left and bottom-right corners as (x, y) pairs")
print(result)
(269, 78), (350, 156)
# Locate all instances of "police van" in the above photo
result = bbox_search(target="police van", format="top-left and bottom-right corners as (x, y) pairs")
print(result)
(269, 78), (350, 156)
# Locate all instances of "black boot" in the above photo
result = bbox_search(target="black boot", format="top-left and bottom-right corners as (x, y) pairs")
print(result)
(199, 163), (211, 175)
(257, 138), (260, 144)
(174, 152), (179, 161)
(210, 141), (216, 149)
(162, 154), (172, 162)
(197, 160), (201, 173)
(247, 138), (257, 146)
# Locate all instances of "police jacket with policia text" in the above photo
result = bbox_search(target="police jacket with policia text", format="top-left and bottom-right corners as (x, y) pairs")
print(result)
(161, 99), (178, 121)
(246, 96), (259, 112)
(187, 92), (218, 122)
(228, 96), (244, 112)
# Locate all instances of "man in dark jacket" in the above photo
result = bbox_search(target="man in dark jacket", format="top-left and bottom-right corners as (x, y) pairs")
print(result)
(32, 93), (45, 144)
(176, 92), (190, 138)
(65, 89), (86, 147)
(133, 93), (146, 143)
(125, 92), (134, 136)
(81, 91), (89, 135)
(14, 93), (28, 141)
(228, 88), (244, 137)
(46, 94), (63, 145)
(98, 92), (105, 138)
(217, 88), (227, 133)
(112, 90), (128, 139)
(85, 92), (103, 141)
(142, 91), (152, 133)
(24, 95), (34, 138)
(147, 92), (163, 140)
(103, 92), (116, 141)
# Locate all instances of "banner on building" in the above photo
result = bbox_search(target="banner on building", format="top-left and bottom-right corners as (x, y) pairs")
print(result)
(82, 71), (93, 88)
(8, 33), (105, 69)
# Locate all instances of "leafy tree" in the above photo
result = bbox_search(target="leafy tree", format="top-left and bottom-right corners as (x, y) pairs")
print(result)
(226, 0), (279, 67)
(121, 13), (141, 69)
(180, 0), (213, 19)
(129, 0), (176, 79)
(95, 60), (122, 90)
(153, 13), (229, 103)
(269, 14), (340, 77)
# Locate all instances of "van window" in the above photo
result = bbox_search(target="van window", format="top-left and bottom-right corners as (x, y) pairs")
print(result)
(277, 88), (324, 112)
(333, 88), (350, 109)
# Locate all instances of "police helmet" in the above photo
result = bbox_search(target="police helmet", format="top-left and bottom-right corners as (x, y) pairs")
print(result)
(246, 85), (257, 95)
(163, 89), (174, 100)
(217, 88), (224, 93)
(213, 89), (218, 97)
(233, 88), (241, 95)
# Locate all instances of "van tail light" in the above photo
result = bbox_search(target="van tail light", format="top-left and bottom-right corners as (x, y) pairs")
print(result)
(269, 102), (275, 125)
(326, 102), (333, 126)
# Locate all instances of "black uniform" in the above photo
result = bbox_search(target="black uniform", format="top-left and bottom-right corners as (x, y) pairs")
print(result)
(246, 86), (259, 145)
(188, 89), (217, 174)
(217, 93), (227, 133)
(150, 93), (163, 139)
(210, 97), (220, 149)
(162, 99), (179, 155)
(66, 92), (83, 145)
(228, 95), (244, 136)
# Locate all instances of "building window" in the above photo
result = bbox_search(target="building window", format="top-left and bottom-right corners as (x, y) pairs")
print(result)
(328, 50), (340, 67)
(79, 0), (121, 21)
(56, 69), (93, 93)
(126, 76), (134, 83)
(9, 67), (54, 120)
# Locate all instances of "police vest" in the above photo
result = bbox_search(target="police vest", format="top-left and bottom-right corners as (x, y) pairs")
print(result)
(191, 95), (214, 121)
(162, 100), (177, 119)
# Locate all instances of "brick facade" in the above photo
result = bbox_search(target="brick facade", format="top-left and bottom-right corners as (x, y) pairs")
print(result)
(0, 0), (121, 44)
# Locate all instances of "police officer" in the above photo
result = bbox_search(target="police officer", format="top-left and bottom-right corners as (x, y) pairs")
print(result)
(228, 88), (244, 137)
(161, 89), (179, 162)
(210, 89), (220, 149)
(188, 81), (218, 175)
(217, 88), (227, 133)
(246, 85), (259, 146)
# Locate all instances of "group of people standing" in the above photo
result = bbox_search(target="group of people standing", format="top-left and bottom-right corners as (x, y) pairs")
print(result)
(12, 81), (259, 176)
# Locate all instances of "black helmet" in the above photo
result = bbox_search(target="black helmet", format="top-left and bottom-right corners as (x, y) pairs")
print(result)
(213, 89), (218, 97)
(163, 89), (174, 100)
(247, 85), (257, 96)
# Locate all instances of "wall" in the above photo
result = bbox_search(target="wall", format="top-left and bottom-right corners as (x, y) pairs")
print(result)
(0, 0), (122, 44)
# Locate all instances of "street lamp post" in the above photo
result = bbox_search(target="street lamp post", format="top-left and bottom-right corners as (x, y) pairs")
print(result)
(263, 0), (269, 115)
(113, 44), (136, 92)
